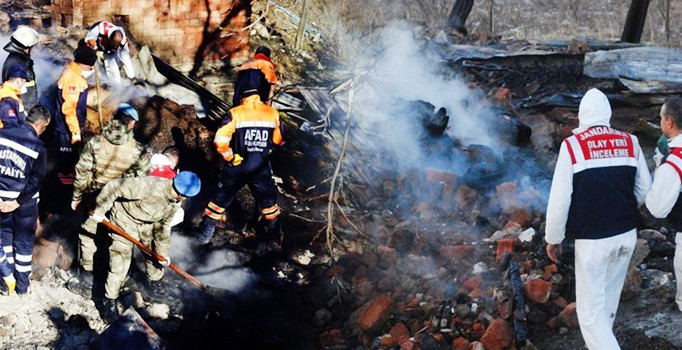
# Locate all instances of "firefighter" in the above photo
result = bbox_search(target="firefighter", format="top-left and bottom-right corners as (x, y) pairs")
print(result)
(544, 89), (651, 349)
(197, 80), (284, 247)
(54, 45), (97, 186)
(0, 64), (29, 128)
(84, 20), (135, 85)
(232, 46), (278, 106)
(645, 97), (682, 313)
(67, 103), (150, 298)
(0, 106), (50, 295)
(2, 26), (40, 111)
(89, 171), (201, 321)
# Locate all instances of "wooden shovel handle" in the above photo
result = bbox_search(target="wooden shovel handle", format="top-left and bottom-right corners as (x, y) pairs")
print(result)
(101, 218), (206, 290)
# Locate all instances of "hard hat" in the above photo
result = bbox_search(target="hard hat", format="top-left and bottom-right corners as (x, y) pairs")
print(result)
(11, 26), (40, 48)
(173, 171), (201, 197)
(117, 103), (139, 121)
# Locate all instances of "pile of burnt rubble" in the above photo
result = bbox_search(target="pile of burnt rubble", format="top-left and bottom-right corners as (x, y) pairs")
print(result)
(311, 169), (674, 350)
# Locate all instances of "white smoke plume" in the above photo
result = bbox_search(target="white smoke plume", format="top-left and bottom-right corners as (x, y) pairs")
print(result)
(170, 234), (255, 292)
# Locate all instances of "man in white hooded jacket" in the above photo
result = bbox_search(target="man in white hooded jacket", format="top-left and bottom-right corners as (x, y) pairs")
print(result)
(544, 88), (651, 350)
(645, 97), (682, 312)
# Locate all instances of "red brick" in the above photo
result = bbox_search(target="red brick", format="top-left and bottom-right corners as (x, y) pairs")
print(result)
(452, 337), (470, 350)
(389, 323), (410, 344)
(525, 278), (552, 303)
(462, 275), (482, 291)
(426, 169), (457, 185)
(380, 335), (397, 348)
(356, 295), (394, 333)
(559, 302), (579, 327)
(439, 245), (474, 261)
(480, 319), (512, 350)
(468, 287), (483, 299)
(552, 296), (568, 308)
(496, 238), (516, 261)
(319, 329), (345, 347)
(377, 245), (397, 265)
(494, 87), (511, 105)
(509, 208), (532, 228)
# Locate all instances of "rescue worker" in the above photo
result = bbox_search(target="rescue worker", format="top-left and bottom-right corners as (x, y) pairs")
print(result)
(197, 81), (284, 247)
(0, 106), (50, 295)
(68, 103), (150, 297)
(645, 97), (682, 312)
(544, 88), (651, 350)
(0, 65), (29, 128)
(2, 26), (40, 111)
(89, 171), (201, 321)
(233, 46), (277, 106)
(149, 146), (179, 179)
(54, 45), (97, 186)
(84, 20), (135, 85)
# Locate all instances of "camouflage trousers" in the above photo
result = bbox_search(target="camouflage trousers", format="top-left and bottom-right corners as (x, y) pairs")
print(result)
(78, 191), (100, 272)
(105, 209), (166, 299)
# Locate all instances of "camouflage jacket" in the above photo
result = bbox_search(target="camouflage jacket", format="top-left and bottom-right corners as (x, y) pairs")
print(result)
(95, 176), (181, 251)
(72, 119), (150, 200)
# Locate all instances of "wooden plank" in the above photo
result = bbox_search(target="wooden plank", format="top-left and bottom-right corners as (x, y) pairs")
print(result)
(619, 77), (682, 94)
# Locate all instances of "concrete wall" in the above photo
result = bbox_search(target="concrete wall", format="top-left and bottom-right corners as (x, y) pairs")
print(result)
(52, 0), (251, 65)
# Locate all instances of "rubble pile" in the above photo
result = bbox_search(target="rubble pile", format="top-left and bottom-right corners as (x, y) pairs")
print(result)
(307, 165), (681, 349)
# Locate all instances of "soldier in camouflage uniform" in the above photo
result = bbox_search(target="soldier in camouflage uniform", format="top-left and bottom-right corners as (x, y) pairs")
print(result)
(68, 103), (149, 298)
(89, 171), (201, 322)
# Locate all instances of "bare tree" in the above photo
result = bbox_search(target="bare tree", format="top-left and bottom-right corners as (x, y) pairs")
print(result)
(658, 0), (671, 46)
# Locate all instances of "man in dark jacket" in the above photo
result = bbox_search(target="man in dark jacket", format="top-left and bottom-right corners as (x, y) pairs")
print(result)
(0, 65), (29, 128)
(0, 106), (50, 295)
(2, 26), (40, 111)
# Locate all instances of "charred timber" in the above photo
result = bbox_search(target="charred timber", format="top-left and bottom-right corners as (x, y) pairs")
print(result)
(621, 0), (650, 43)
(445, 0), (474, 36)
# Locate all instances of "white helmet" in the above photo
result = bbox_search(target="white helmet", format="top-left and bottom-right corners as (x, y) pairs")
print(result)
(11, 26), (40, 48)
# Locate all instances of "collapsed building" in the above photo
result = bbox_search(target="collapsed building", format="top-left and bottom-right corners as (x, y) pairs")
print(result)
(0, 1), (681, 349)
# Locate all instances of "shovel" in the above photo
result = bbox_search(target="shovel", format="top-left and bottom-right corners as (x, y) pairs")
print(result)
(100, 218), (207, 291)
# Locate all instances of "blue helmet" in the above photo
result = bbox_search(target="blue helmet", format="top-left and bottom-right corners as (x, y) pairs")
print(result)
(173, 171), (201, 197)
(117, 103), (139, 121)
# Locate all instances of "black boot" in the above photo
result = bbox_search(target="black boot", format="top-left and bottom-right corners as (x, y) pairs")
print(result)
(197, 217), (218, 244)
(101, 298), (119, 323)
(67, 269), (94, 298)
(265, 218), (284, 253)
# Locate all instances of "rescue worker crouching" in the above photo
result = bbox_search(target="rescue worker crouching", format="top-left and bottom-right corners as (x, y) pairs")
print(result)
(67, 103), (150, 298)
(84, 21), (136, 85)
(88, 171), (201, 322)
(54, 46), (97, 186)
(2, 26), (40, 111)
(0, 64), (30, 128)
(0, 106), (50, 295)
(197, 82), (284, 250)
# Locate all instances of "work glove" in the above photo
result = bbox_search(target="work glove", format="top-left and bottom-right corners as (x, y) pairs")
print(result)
(232, 154), (243, 166)
(159, 256), (171, 267)
(71, 133), (81, 144)
(653, 148), (664, 168)
(90, 212), (106, 223)
(96, 51), (105, 62)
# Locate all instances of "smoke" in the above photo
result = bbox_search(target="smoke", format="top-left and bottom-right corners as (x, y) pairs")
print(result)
(343, 22), (550, 212)
(170, 234), (255, 292)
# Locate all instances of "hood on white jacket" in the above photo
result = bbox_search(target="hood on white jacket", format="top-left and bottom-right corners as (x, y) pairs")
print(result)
(573, 88), (612, 134)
